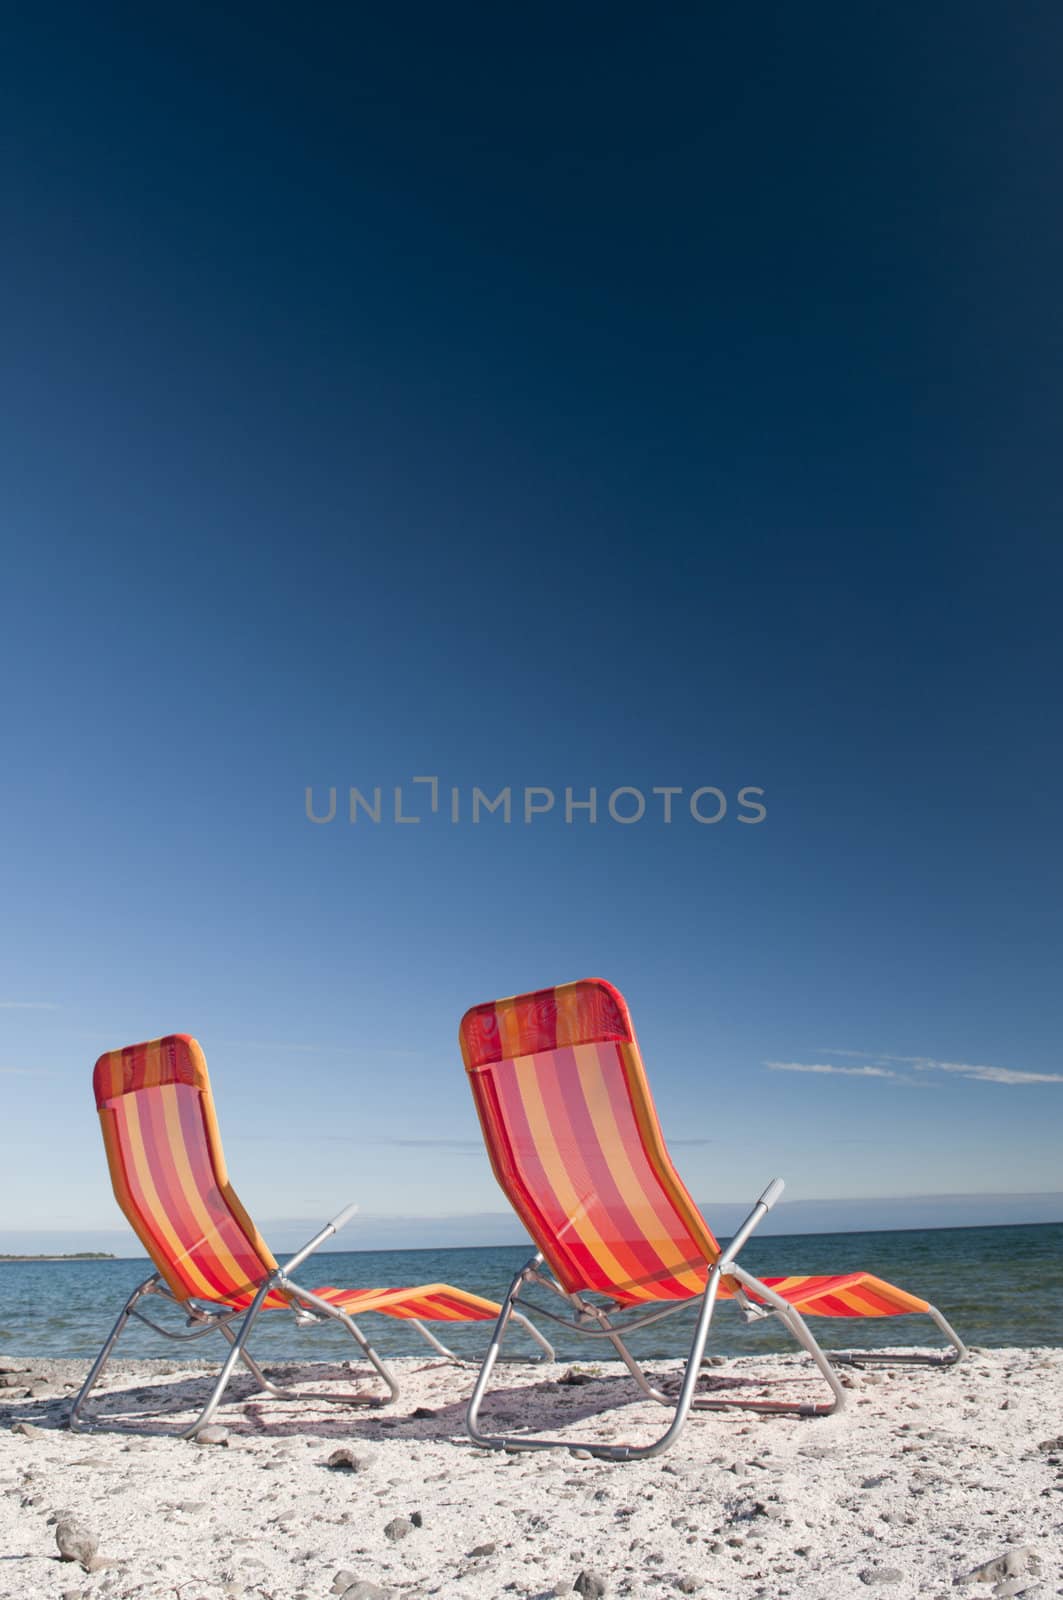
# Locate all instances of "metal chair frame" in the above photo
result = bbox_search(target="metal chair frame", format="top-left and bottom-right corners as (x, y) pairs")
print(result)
(466, 1179), (966, 1461)
(71, 1206), (553, 1437)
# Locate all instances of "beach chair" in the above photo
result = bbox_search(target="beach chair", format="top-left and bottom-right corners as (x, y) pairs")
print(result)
(460, 978), (966, 1460)
(71, 1034), (552, 1436)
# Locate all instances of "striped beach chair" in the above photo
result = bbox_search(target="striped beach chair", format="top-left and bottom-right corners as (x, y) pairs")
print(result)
(460, 978), (965, 1459)
(71, 1034), (551, 1436)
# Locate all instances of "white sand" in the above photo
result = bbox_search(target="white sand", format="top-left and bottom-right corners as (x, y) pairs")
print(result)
(1, 1348), (1060, 1599)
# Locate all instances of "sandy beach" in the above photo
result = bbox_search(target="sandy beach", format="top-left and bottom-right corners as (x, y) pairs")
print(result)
(1, 1347), (1059, 1599)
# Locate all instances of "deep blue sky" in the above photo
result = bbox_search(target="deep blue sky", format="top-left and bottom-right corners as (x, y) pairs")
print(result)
(2, 5), (1061, 1252)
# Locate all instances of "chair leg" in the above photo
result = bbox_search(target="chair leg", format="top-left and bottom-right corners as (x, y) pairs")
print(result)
(827, 1304), (967, 1368)
(270, 1282), (402, 1405)
(70, 1278), (269, 1438)
(218, 1320), (398, 1406)
(407, 1310), (553, 1366)
(467, 1263), (730, 1460)
(410, 1319), (464, 1362)
(682, 1265), (847, 1417)
(69, 1277), (158, 1432)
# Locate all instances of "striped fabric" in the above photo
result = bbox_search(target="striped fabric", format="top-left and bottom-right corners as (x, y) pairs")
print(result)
(460, 980), (930, 1318)
(94, 1036), (282, 1309)
(309, 1285), (499, 1322)
(93, 1035), (502, 1324)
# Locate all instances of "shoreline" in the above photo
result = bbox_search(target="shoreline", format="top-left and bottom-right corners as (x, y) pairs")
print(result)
(1, 1348), (1059, 1598)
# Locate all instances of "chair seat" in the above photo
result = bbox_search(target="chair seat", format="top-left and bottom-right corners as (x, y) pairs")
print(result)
(302, 1283), (501, 1321)
(602, 1266), (929, 1315)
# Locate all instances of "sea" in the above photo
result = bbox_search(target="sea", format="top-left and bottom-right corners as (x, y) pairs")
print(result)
(1, 1222), (1060, 1366)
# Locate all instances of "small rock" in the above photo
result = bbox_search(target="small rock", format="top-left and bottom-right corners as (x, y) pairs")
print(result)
(468, 1542), (497, 1557)
(55, 1519), (99, 1568)
(552, 1583), (574, 1597)
(859, 1570), (903, 1585)
(326, 1447), (370, 1472)
(194, 1424), (229, 1447)
(410, 1510), (423, 1527)
(340, 1585), (393, 1600)
(11, 1422), (44, 1438)
(410, 1406), (437, 1419)
(559, 1368), (597, 1386)
(676, 1580), (698, 1594)
(965, 1546), (1040, 1585)
(383, 1516), (413, 1543)
(1036, 1437), (1063, 1452)
(331, 1572), (358, 1594)
(574, 1570), (608, 1598)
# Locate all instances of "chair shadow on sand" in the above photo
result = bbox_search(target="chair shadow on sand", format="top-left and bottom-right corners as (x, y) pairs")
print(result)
(2, 1356), (833, 1443)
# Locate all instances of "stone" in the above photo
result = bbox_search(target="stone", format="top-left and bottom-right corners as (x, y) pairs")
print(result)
(1036, 1436), (1063, 1452)
(965, 1546), (1040, 1585)
(858, 1570), (903, 1585)
(676, 1580), (698, 1594)
(55, 1519), (99, 1568)
(574, 1570), (608, 1598)
(340, 1585), (393, 1600)
(194, 1424), (229, 1446)
(383, 1516), (413, 1543)
(331, 1572), (358, 1594)
(326, 1447), (371, 1472)
(410, 1406), (437, 1419)
(468, 1542), (497, 1557)
(410, 1510), (423, 1527)
(11, 1422), (44, 1438)
(559, 1368), (597, 1386)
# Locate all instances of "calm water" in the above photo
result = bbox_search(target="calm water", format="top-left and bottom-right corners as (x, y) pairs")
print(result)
(1, 1223), (1060, 1365)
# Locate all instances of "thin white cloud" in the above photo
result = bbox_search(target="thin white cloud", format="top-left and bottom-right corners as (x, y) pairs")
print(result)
(802, 1050), (1062, 1086)
(0, 1001), (58, 1010)
(924, 1061), (1063, 1086)
(765, 1061), (897, 1079)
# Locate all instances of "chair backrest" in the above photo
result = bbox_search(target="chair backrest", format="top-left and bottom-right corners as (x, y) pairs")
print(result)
(93, 1035), (280, 1308)
(460, 979), (719, 1305)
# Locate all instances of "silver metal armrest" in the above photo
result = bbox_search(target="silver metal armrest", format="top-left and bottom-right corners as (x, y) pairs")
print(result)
(280, 1202), (359, 1277)
(718, 1178), (784, 1272)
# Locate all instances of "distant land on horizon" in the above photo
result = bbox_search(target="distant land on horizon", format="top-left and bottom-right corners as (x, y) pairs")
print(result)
(0, 1251), (116, 1262)
(3, 1192), (1061, 1258)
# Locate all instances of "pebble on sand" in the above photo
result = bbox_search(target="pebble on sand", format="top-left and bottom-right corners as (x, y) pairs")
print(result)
(55, 1517), (99, 1569)
(964, 1545), (1041, 1585)
(194, 1424), (230, 1446)
(574, 1569), (608, 1598)
(326, 1447), (371, 1472)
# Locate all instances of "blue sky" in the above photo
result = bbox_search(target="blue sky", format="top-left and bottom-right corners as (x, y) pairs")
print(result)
(2, 6), (1061, 1253)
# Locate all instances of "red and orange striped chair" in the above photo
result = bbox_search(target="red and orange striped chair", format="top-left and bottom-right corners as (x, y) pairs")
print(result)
(460, 978), (965, 1460)
(71, 1034), (552, 1437)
